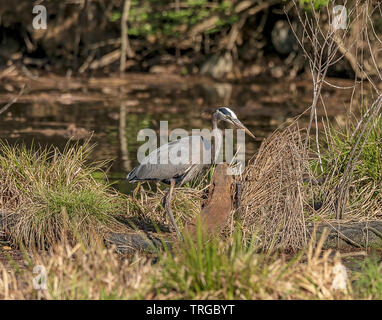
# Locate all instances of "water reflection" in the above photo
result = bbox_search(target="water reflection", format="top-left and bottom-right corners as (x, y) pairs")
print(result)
(0, 75), (356, 194)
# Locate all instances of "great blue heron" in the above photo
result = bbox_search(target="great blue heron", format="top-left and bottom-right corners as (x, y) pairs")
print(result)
(126, 107), (255, 239)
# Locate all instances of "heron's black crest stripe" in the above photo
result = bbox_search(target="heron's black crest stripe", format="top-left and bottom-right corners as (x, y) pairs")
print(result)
(218, 107), (231, 116)
(218, 107), (238, 119)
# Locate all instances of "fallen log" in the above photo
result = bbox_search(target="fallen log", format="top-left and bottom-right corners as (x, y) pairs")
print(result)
(105, 220), (382, 254)
(307, 221), (382, 250)
(2, 218), (382, 252)
(106, 232), (171, 255)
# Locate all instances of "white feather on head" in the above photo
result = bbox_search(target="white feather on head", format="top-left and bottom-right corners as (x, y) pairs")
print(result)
(217, 107), (238, 119)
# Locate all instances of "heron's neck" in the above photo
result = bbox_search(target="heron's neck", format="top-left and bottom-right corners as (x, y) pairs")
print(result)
(212, 118), (223, 164)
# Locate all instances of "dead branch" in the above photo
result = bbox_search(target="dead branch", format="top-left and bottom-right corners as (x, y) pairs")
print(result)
(0, 85), (26, 116)
(120, 0), (134, 73)
(89, 49), (120, 70)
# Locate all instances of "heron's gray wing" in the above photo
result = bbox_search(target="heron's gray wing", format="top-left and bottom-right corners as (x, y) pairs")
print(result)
(127, 135), (211, 182)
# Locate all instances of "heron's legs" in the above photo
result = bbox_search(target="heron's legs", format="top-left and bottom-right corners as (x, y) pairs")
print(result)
(164, 179), (183, 240)
(133, 181), (141, 199)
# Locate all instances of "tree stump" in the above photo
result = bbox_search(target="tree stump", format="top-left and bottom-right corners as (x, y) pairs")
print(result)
(185, 163), (233, 237)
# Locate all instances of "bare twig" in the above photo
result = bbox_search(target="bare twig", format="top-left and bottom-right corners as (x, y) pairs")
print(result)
(0, 85), (26, 116)
(120, 0), (134, 73)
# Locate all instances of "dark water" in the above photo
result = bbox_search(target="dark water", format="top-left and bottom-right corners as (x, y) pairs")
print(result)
(0, 74), (353, 194)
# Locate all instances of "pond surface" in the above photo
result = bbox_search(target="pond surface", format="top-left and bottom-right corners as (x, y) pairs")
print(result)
(0, 71), (358, 194)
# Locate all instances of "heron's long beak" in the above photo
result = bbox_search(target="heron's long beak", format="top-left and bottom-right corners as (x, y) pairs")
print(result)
(232, 119), (256, 139)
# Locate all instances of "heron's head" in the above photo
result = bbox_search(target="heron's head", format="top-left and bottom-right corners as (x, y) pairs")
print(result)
(213, 107), (256, 139)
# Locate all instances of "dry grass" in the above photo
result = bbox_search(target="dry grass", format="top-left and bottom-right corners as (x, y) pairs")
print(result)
(0, 237), (152, 299)
(314, 105), (382, 222)
(0, 140), (127, 249)
(238, 98), (382, 251)
(0, 229), (356, 300)
(239, 124), (312, 250)
(126, 185), (205, 232)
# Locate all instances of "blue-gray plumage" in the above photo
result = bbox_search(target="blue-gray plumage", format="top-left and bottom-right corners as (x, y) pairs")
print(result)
(126, 107), (255, 240)
(126, 135), (211, 185)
